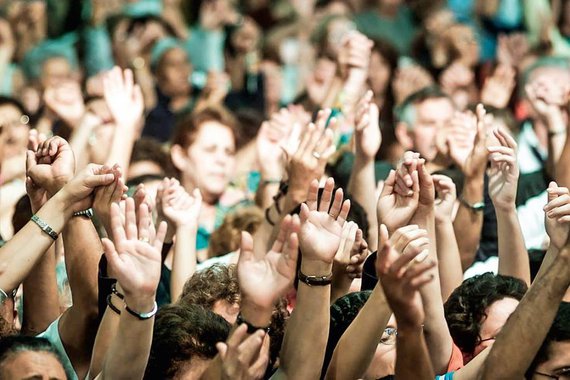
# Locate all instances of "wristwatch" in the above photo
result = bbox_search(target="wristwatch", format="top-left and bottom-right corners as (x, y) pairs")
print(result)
(459, 196), (485, 212)
(73, 208), (94, 218)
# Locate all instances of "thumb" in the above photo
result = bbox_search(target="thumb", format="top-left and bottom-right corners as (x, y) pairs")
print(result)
(238, 231), (255, 263)
(83, 173), (116, 188)
(216, 342), (228, 360)
(380, 170), (396, 197)
(548, 181), (559, 202)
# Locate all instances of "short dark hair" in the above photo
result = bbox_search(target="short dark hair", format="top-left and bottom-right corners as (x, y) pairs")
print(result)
(395, 86), (451, 126)
(444, 273), (528, 355)
(129, 137), (175, 177)
(527, 302), (570, 378)
(179, 264), (240, 308)
(171, 106), (239, 150)
(144, 304), (231, 379)
(0, 96), (26, 116)
(0, 336), (66, 377)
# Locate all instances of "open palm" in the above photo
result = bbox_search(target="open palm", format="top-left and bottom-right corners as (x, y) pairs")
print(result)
(299, 178), (351, 263)
(238, 215), (299, 308)
(102, 198), (166, 298)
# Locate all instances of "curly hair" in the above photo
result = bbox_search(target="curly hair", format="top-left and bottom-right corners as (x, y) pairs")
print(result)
(179, 264), (241, 309)
(444, 273), (527, 355)
(144, 304), (231, 379)
(208, 207), (264, 258)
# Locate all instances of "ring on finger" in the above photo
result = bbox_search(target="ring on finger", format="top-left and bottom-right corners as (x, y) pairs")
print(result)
(312, 151), (321, 159)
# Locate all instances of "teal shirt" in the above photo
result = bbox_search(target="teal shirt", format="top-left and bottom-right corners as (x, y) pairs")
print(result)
(354, 6), (417, 54)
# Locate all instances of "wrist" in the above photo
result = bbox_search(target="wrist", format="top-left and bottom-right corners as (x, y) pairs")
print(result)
(300, 259), (333, 277)
(493, 202), (516, 214)
(123, 293), (156, 315)
(50, 190), (74, 218)
(240, 298), (273, 327)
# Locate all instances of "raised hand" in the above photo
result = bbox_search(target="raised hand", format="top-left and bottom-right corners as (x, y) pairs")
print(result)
(392, 64), (434, 105)
(102, 198), (167, 311)
(497, 33), (529, 68)
(487, 129), (519, 212)
(284, 109), (337, 198)
(333, 221), (358, 270)
(43, 81), (86, 128)
(162, 187), (202, 228)
(544, 182), (570, 251)
(27, 135), (76, 197)
(25, 129), (48, 212)
(451, 104), (489, 179)
(354, 90), (382, 161)
(238, 214), (300, 309)
(346, 229), (369, 279)
(440, 110), (477, 167)
(58, 164), (116, 212)
(216, 324), (270, 380)
(377, 168), (419, 234)
(480, 64), (515, 109)
(103, 66), (144, 129)
(299, 178), (351, 263)
(256, 108), (297, 180)
(526, 77), (568, 124)
(337, 31), (373, 80)
(432, 174), (457, 223)
(375, 224), (435, 329)
(93, 164), (128, 235)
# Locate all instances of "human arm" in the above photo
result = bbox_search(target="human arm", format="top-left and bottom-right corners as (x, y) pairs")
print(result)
(487, 128), (531, 285)
(481, 239), (570, 378)
(95, 198), (166, 380)
(450, 105), (488, 270)
(102, 66), (144, 176)
(325, 225), (430, 380)
(432, 175), (463, 301)
(162, 186), (202, 302)
(526, 78), (568, 179)
(347, 91), (382, 251)
(376, 224), (436, 380)
(279, 178), (350, 380)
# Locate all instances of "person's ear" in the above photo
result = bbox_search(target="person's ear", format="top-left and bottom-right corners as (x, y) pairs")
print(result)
(171, 144), (188, 172)
(395, 121), (413, 149)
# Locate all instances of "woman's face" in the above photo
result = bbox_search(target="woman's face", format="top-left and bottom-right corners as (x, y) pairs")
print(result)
(368, 51), (392, 96)
(231, 17), (260, 55)
(157, 47), (192, 97)
(184, 121), (236, 202)
(0, 104), (29, 161)
(364, 315), (397, 379)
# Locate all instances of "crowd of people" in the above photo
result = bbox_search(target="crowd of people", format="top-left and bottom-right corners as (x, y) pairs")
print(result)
(1, 0), (570, 379)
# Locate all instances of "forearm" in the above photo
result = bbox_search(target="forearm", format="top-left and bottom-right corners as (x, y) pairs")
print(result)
(101, 295), (155, 380)
(88, 303), (121, 380)
(347, 157), (378, 250)
(482, 252), (570, 378)
(0, 192), (71, 291)
(415, 211), (453, 374)
(545, 114), (566, 178)
(22, 242), (60, 335)
(170, 226), (197, 302)
(255, 181), (281, 210)
(435, 220), (463, 301)
(133, 66), (157, 111)
(453, 177), (484, 269)
(555, 129), (570, 187)
(496, 207), (531, 286)
(105, 128), (137, 178)
(330, 274), (353, 305)
(280, 260), (331, 380)
(395, 326), (434, 380)
(325, 284), (391, 380)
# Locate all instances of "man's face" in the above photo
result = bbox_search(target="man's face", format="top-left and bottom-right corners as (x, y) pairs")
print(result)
(409, 98), (454, 161)
(40, 57), (74, 90)
(532, 341), (570, 379)
(157, 48), (192, 97)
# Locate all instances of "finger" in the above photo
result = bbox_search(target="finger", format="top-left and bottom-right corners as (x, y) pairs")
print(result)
(227, 323), (249, 350)
(300, 203), (310, 224)
(306, 179), (319, 210)
(272, 214), (292, 253)
(125, 197), (137, 240)
(283, 231), (299, 264)
(318, 177), (335, 212)
(547, 204), (570, 218)
(137, 203), (151, 241)
(102, 237), (125, 276)
(153, 221), (167, 251)
(109, 202), (127, 242)
(544, 194), (570, 211)
(380, 170), (396, 197)
(329, 187), (344, 219)
(238, 330), (266, 365)
(216, 342), (228, 360)
(83, 172), (115, 188)
(239, 231), (255, 262)
(337, 199), (351, 225)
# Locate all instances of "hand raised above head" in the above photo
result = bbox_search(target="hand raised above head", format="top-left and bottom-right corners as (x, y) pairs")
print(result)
(299, 177), (351, 264)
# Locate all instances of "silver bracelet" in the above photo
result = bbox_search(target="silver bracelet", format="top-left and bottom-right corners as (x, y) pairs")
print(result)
(73, 208), (93, 218)
(31, 215), (58, 240)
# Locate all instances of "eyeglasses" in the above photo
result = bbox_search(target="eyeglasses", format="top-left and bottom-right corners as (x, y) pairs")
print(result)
(535, 368), (570, 379)
(379, 327), (397, 345)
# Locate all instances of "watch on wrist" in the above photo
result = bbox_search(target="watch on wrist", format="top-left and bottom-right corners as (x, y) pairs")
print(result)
(298, 270), (333, 286)
(459, 196), (485, 212)
(73, 208), (94, 218)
